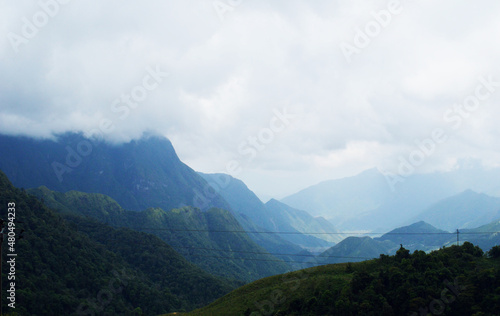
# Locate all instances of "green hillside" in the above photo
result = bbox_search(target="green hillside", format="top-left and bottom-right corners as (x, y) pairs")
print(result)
(173, 243), (500, 316)
(0, 170), (236, 315)
(28, 186), (290, 282)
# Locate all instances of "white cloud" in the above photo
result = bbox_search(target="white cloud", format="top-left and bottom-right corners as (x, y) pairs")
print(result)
(1, 0), (500, 197)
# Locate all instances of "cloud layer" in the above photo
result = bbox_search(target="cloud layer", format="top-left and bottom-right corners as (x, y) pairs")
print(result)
(1, 0), (500, 198)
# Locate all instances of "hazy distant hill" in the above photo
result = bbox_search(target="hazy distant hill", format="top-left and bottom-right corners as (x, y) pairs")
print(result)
(264, 198), (343, 244)
(28, 186), (290, 282)
(0, 133), (230, 212)
(315, 218), (500, 268)
(200, 173), (336, 249)
(460, 220), (500, 251)
(375, 221), (453, 250)
(281, 168), (391, 223)
(282, 166), (500, 231)
(314, 236), (396, 265)
(316, 221), (458, 265)
(0, 170), (236, 315)
(410, 190), (500, 231)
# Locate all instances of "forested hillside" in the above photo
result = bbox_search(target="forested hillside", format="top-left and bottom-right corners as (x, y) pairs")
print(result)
(28, 186), (291, 282)
(179, 243), (500, 316)
(0, 170), (237, 315)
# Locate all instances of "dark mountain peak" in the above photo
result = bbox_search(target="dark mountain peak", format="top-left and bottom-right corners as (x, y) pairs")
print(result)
(0, 132), (230, 212)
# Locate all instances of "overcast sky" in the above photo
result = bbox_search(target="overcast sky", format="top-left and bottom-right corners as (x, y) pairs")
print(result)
(1, 0), (500, 199)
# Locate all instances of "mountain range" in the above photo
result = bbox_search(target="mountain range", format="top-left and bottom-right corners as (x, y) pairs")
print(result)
(282, 166), (500, 231)
(0, 133), (330, 258)
(200, 172), (342, 248)
(1, 131), (500, 314)
(409, 189), (500, 231)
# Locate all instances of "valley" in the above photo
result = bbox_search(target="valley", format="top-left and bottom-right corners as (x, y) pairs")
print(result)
(0, 133), (499, 315)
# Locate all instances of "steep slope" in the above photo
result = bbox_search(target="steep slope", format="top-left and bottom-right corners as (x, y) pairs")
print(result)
(179, 243), (499, 316)
(410, 190), (500, 231)
(0, 170), (236, 315)
(0, 132), (230, 212)
(0, 133), (306, 260)
(264, 199), (343, 244)
(28, 186), (291, 282)
(199, 173), (332, 250)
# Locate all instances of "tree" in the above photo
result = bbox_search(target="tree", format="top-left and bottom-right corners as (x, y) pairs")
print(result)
(396, 245), (410, 260)
(487, 245), (500, 259)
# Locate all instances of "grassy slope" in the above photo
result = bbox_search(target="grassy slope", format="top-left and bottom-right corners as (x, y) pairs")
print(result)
(163, 262), (356, 316)
(168, 244), (500, 316)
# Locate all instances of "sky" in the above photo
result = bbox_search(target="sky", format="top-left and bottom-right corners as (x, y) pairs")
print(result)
(1, 0), (500, 200)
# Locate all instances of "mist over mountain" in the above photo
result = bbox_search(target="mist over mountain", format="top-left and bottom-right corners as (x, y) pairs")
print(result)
(0, 133), (336, 259)
(199, 172), (337, 249)
(0, 133), (230, 212)
(281, 168), (390, 223)
(410, 190), (500, 231)
(264, 199), (343, 244)
(282, 165), (500, 231)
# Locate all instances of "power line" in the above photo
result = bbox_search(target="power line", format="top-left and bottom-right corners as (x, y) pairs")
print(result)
(183, 254), (360, 264)
(77, 224), (500, 264)
(175, 245), (374, 260)
(129, 226), (500, 236)
(93, 239), (375, 260)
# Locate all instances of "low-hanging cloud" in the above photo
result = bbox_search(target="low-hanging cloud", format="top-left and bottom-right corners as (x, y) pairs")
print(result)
(1, 0), (500, 198)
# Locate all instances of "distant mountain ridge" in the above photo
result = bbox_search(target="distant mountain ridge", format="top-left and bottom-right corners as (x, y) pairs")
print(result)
(374, 220), (453, 248)
(282, 166), (500, 231)
(410, 190), (500, 231)
(281, 168), (390, 223)
(315, 221), (462, 265)
(0, 133), (336, 257)
(264, 198), (343, 244)
(200, 172), (342, 248)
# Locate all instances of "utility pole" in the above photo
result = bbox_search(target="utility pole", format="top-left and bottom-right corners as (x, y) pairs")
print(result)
(456, 229), (459, 246)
